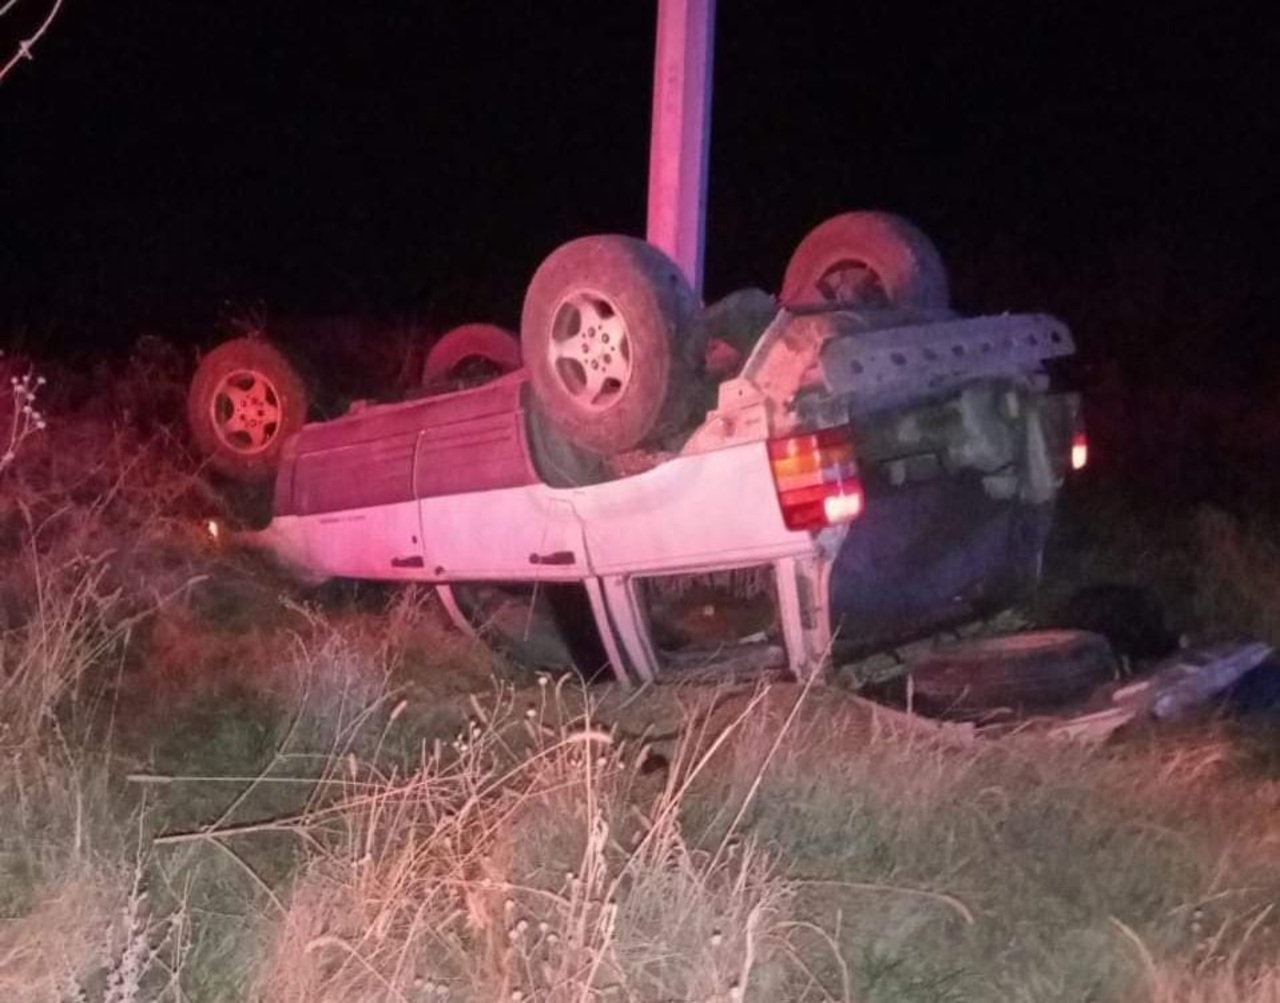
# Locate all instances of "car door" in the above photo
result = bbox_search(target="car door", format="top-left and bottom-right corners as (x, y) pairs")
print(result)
(291, 428), (427, 580)
(412, 388), (588, 582)
(419, 486), (588, 581)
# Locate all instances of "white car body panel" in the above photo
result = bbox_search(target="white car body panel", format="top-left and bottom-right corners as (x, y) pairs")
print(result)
(284, 439), (816, 583)
(570, 441), (809, 575)
(302, 500), (424, 580)
(421, 487), (586, 581)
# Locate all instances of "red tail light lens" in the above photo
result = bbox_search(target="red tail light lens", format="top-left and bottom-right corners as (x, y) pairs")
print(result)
(768, 426), (865, 532)
(1070, 431), (1088, 471)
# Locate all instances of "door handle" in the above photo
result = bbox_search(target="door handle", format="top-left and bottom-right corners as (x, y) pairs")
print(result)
(529, 550), (576, 566)
(391, 555), (425, 569)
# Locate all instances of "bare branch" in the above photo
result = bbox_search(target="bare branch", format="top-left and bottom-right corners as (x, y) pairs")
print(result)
(0, 0), (64, 85)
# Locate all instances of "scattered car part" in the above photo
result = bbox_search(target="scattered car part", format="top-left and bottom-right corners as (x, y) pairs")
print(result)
(907, 630), (1116, 717)
(520, 234), (703, 455)
(781, 210), (950, 310)
(422, 323), (522, 387)
(1047, 639), (1275, 742)
(187, 338), (309, 482)
(1146, 640), (1273, 721)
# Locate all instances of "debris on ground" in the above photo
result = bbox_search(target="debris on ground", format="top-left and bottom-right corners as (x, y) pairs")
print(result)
(1048, 639), (1275, 742)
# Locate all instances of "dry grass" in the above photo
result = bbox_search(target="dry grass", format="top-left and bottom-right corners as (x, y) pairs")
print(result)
(676, 693), (1280, 1003)
(240, 680), (800, 1002)
(127, 673), (1279, 1003)
(0, 746), (191, 1003)
(6, 676), (1280, 1003)
(0, 548), (131, 746)
(1150, 967), (1280, 1003)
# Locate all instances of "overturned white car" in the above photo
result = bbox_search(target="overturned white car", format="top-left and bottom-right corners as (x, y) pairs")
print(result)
(189, 211), (1093, 702)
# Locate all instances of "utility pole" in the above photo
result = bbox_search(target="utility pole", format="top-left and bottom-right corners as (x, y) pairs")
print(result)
(645, 0), (716, 298)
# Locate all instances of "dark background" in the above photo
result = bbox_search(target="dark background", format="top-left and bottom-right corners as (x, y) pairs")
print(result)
(1, 2), (1276, 398)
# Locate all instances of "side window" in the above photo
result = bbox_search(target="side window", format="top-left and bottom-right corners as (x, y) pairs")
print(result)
(634, 565), (785, 675)
(450, 582), (612, 681)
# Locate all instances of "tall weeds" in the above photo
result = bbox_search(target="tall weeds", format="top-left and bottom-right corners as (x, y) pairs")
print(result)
(250, 680), (799, 1002)
(0, 745), (191, 1003)
(0, 546), (132, 747)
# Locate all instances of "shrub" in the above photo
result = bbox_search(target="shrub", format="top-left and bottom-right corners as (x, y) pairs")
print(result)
(0, 355), (47, 474)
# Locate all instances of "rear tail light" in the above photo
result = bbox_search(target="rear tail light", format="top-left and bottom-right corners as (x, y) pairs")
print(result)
(768, 425), (865, 532)
(1070, 431), (1088, 471)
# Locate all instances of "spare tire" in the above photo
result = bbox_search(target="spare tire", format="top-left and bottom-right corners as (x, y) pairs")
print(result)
(187, 338), (308, 482)
(422, 323), (522, 387)
(908, 630), (1115, 718)
(521, 235), (702, 455)
(781, 210), (949, 311)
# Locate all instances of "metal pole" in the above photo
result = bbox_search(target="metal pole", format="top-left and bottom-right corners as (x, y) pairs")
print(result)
(646, 0), (716, 298)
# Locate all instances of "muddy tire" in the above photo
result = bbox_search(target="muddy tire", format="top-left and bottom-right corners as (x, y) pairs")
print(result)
(781, 210), (949, 310)
(908, 630), (1115, 717)
(701, 287), (778, 377)
(422, 323), (522, 386)
(521, 235), (702, 455)
(187, 338), (308, 482)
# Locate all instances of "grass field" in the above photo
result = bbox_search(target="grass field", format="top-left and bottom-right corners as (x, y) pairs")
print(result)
(2, 344), (1279, 1002)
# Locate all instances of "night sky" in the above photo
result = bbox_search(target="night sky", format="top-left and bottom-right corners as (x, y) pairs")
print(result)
(1, 1), (1275, 372)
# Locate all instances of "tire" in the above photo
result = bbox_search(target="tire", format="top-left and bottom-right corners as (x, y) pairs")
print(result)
(521, 234), (702, 455)
(187, 338), (308, 482)
(781, 210), (950, 311)
(422, 323), (522, 386)
(701, 287), (778, 376)
(908, 630), (1115, 717)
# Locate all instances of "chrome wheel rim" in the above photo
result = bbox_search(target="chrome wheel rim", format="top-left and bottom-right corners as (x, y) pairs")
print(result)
(209, 368), (283, 454)
(547, 291), (634, 412)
